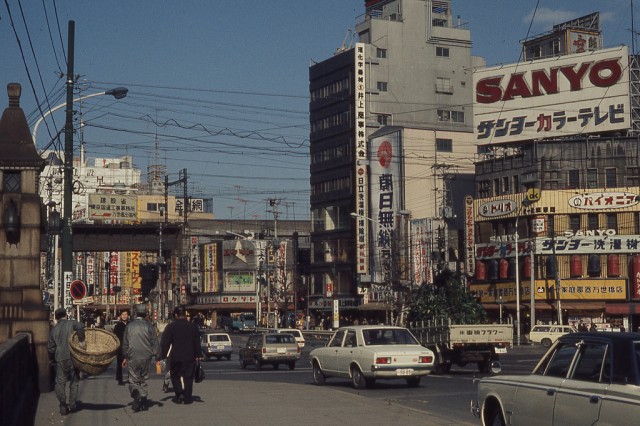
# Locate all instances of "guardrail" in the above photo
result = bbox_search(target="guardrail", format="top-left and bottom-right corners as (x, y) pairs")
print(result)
(0, 333), (40, 425)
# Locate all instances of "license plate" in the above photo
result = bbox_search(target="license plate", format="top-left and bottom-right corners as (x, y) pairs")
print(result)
(277, 347), (286, 354)
(396, 368), (413, 376)
(495, 347), (507, 354)
(217, 345), (225, 350)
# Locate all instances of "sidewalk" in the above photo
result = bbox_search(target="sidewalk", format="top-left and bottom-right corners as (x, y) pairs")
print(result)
(34, 362), (473, 426)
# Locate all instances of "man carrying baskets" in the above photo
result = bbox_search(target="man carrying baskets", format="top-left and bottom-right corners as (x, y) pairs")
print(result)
(122, 303), (158, 412)
(48, 308), (86, 416)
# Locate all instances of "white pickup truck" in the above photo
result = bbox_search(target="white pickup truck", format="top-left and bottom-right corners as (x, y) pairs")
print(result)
(409, 319), (513, 374)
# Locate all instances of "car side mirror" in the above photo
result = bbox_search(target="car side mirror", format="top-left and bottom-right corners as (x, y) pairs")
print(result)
(490, 361), (502, 374)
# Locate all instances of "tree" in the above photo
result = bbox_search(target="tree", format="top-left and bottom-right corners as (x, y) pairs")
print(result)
(408, 269), (487, 324)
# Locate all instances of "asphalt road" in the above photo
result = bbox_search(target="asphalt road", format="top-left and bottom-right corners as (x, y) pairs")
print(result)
(201, 333), (548, 425)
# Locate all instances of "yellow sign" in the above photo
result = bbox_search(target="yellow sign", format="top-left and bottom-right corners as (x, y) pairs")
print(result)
(472, 278), (627, 303)
(526, 188), (541, 203)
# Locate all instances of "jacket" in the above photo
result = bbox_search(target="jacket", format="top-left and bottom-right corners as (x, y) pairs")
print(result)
(122, 317), (158, 360)
(159, 318), (202, 362)
(48, 318), (85, 362)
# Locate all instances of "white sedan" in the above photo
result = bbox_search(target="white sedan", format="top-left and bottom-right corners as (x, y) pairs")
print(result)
(309, 325), (435, 389)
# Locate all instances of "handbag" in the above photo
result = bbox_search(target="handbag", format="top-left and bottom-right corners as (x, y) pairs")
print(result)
(194, 361), (205, 383)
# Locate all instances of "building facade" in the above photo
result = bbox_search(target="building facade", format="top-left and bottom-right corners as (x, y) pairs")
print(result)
(309, 0), (479, 322)
(470, 13), (640, 332)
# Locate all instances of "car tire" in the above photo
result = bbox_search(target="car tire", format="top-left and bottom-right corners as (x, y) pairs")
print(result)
(541, 338), (552, 348)
(406, 376), (420, 387)
(288, 362), (295, 370)
(225, 354), (232, 360)
(254, 357), (262, 371)
(215, 356), (221, 361)
(487, 406), (506, 426)
(351, 366), (367, 390)
(478, 358), (491, 373)
(273, 363), (279, 370)
(239, 358), (246, 369)
(312, 363), (326, 385)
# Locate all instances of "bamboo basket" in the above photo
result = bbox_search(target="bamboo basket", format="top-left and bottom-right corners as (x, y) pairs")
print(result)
(69, 328), (120, 376)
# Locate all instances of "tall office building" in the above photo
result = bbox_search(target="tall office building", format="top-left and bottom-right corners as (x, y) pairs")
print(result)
(308, 0), (482, 320)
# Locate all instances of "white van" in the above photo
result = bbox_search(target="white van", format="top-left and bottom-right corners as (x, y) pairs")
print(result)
(275, 328), (305, 348)
(527, 325), (577, 347)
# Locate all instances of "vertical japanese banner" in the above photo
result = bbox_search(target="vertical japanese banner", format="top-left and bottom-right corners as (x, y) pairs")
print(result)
(354, 42), (369, 276)
(110, 251), (119, 295)
(464, 196), (475, 277)
(130, 251), (141, 295)
(86, 254), (94, 295)
(411, 218), (432, 285)
(203, 243), (219, 292)
(370, 130), (402, 284)
(191, 236), (201, 292)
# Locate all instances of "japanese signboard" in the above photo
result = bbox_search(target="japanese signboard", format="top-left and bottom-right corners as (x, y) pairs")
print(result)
(411, 218), (432, 285)
(471, 278), (627, 303)
(190, 236), (201, 292)
(88, 194), (137, 221)
(203, 243), (219, 293)
(464, 196), (475, 276)
(473, 46), (630, 145)
(354, 42), (369, 276)
(369, 130), (402, 284)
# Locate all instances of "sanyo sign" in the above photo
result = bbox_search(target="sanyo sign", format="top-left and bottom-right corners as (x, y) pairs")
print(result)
(563, 229), (617, 238)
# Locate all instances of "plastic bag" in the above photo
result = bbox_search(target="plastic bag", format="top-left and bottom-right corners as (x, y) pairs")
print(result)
(194, 361), (205, 383)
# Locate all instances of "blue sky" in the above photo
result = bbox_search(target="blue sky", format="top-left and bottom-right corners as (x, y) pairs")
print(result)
(1, 1), (637, 220)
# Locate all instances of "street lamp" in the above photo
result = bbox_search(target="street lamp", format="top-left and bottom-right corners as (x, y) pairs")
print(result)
(226, 231), (262, 327)
(31, 87), (128, 147)
(31, 86), (128, 313)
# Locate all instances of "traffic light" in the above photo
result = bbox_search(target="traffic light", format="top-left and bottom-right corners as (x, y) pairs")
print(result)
(140, 263), (158, 298)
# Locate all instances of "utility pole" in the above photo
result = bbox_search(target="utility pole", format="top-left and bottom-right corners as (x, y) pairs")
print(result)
(62, 20), (75, 312)
(165, 170), (188, 307)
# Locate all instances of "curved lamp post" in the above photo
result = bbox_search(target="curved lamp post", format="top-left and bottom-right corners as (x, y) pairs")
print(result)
(31, 86), (128, 313)
(31, 87), (128, 146)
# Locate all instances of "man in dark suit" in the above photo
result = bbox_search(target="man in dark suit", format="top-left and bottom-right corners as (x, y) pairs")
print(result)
(159, 306), (202, 404)
(113, 310), (129, 385)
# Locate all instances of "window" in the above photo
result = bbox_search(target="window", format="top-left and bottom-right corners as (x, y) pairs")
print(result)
(513, 175), (519, 193)
(437, 109), (464, 123)
(606, 213), (617, 231)
(571, 343), (607, 383)
(543, 344), (578, 378)
(493, 179), (500, 197)
(3, 171), (20, 192)
(569, 215), (580, 232)
(587, 169), (598, 188)
(568, 170), (580, 189)
(627, 167), (640, 186)
(478, 180), (490, 198)
(329, 329), (346, 347)
(377, 81), (388, 92)
(588, 214), (599, 231)
(436, 46), (450, 57)
(376, 48), (387, 58)
(552, 39), (560, 55)
(605, 168), (617, 188)
(436, 77), (453, 93)
(432, 18), (447, 27)
(502, 176), (510, 193)
(377, 114), (390, 125)
(436, 138), (452, 152)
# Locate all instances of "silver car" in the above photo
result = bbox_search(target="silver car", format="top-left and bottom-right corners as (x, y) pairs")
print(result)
(472, 332), (640, 425)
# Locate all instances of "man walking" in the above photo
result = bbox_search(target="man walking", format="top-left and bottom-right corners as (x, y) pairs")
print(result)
(122, 304), (158, 412)
(113, 309), (129, 385)
(48, 308), (86, 416)
(159, 306), (202, 404)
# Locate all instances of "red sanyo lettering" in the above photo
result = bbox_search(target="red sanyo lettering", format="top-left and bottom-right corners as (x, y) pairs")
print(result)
(476, 57), (623, 104)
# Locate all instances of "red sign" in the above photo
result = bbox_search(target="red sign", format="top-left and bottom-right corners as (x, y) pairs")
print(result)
(70, 280), (87, 300)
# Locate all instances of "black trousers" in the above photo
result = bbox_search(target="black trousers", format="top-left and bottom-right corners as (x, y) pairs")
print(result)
(169, 360), (196, 402)
(116, 353), (125, 383)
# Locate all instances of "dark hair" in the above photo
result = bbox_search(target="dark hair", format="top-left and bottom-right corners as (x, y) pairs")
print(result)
(55, 309), (67, 320)
(174, 306), (186, 318)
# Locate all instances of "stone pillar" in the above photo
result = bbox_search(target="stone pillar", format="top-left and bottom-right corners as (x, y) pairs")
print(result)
(0, 83), (50, 392)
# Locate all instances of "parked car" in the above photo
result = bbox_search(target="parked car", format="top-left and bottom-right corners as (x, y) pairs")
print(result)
(527, 324), (577, 347)
(472, 331), (640, 425)
(309, 325), (435, 389)
(274, 328), (305, 348)
(239, 332), (300, 370)
(200, 332), (233, 360)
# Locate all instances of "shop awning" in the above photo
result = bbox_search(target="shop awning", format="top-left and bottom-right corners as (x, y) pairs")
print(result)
(358, 302), (392, 311)
(605, 303), (640, 315)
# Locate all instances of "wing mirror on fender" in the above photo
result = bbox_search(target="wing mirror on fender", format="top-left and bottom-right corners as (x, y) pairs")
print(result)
(490, 361), (502, 374)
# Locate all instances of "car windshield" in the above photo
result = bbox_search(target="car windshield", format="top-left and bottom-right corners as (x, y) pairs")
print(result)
(211, 335), (229, 342)
(265, 334), (295, 344)
(362, 328), (419, 346)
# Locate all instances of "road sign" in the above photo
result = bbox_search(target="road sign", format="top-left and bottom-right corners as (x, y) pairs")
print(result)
(70, 280), (87, 301)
